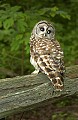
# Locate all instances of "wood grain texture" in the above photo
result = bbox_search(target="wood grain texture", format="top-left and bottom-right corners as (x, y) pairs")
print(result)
(0, 65), (78, 118)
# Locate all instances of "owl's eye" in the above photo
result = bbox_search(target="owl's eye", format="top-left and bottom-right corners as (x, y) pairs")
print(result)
(47, 30), (51, 34)
(40, 27), (44, 31)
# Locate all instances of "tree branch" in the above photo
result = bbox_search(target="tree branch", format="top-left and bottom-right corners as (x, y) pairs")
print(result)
(0, 65), (78, 118)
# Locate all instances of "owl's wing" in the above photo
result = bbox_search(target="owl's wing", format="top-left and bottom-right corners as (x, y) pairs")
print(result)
(37, 54), (65, 91)
(36, 39), (65, 91)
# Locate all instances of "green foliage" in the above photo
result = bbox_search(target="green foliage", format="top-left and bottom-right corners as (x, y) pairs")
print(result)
(52, 112), (76, 120)
(0, 3), (30, 77)
(51, 95), (78, 120)
(0, 0), (77, 78)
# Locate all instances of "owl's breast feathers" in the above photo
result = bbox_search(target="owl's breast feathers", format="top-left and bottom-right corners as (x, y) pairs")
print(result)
(30, 37), (63, 58)
(30, 37), (65, 91)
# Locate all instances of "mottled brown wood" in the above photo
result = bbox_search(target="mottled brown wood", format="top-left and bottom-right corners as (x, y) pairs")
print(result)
(0, 65), (78, 118)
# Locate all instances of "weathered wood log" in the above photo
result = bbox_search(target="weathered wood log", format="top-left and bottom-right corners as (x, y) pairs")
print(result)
(0, 65), (78, 119)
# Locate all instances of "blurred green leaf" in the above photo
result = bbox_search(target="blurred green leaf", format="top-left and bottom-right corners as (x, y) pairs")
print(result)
(16, 19), (27, 33)
(11, 34), (23, 51)
(51, 6), (59, 12)
(10, 6), (21, 12)
(3, 18), (14, 29)
(0, 21), (2, 28)
(57, 11), (71, 20)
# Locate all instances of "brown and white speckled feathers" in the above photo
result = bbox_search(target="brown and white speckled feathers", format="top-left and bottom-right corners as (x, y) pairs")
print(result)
(30, 20), (65, 91)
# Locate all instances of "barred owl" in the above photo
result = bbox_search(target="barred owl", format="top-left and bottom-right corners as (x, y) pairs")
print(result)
(30, 20), (65, 91)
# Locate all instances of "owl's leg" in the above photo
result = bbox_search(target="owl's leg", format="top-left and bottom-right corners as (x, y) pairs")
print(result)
(31, 69), (39, 74)
(30, 56), (40, 75)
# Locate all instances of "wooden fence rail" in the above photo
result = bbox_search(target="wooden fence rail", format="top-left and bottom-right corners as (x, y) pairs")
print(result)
(0, 65), (78, 119)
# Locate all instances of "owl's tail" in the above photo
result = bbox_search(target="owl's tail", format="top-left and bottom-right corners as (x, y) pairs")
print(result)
(45, 69), (64, 91)
(50, 75), (64, 91)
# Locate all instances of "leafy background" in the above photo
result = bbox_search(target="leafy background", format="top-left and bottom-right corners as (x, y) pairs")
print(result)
(0, 0), (78, 79)
(0, 0), (78, 120)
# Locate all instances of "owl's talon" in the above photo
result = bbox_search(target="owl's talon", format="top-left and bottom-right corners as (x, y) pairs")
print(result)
(31, 70), (39, 75)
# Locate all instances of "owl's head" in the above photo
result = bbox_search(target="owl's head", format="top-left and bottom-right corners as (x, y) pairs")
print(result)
(32, 20), (55, 40)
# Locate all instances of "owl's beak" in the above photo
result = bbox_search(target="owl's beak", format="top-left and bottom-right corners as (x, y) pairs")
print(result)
(44, 33), (47, 37)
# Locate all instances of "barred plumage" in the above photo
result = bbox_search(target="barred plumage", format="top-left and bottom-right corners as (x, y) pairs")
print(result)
(30, 20), (65, 91)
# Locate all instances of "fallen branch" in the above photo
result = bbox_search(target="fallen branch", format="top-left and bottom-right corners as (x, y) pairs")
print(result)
(0, 65), (78, 118)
